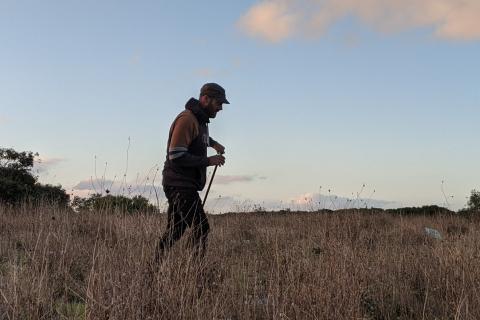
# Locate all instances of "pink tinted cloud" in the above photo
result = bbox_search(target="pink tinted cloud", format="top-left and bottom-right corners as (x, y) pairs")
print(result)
(238, 0), (480, 42)
(238, 0), (299, 42)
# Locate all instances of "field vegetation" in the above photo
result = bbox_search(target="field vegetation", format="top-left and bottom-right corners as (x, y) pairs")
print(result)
(1, 204), (479, 319)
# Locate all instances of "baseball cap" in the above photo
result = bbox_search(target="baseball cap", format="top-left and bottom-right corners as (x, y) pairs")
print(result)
(200, 83), (230, 104)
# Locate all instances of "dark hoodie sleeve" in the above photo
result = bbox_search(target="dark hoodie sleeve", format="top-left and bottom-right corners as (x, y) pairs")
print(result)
(168, 113), (209, 167)
(209, 137), (217, 147)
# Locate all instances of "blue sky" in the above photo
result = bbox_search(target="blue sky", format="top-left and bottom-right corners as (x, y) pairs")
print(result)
(1, 0), (479, 211)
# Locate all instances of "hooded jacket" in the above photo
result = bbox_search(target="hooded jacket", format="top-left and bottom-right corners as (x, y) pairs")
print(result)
(162, 98), (217, 191)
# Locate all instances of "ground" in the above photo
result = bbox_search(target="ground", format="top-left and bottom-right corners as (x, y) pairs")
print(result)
(0, 206), (478, 319)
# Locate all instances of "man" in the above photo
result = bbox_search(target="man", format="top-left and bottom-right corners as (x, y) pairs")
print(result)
(155, 83), (229, 263)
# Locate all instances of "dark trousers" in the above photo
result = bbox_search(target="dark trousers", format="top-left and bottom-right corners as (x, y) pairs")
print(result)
(155, 186), (210, 262)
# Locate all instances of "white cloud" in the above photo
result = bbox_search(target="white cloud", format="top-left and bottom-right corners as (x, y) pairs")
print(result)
(0, 115), (8, 124)
(238, 0), (480, 42)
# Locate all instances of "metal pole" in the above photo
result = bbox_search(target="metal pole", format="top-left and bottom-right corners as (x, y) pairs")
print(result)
(203, 164), (218, 205)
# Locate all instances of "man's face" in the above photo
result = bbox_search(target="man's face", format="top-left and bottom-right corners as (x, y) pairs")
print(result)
(205, 97), (223, 118)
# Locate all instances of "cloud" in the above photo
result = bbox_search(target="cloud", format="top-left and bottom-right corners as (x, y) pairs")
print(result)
(290, 191), (398, 210)
(203, 190), (398, 214)
(238, 0), (480, 42)
(72, 174), (260, 212)
(34, 156), (66, 173)
(72, 178), (165, 202)
(0, 115), (8, 124)
(214, 175), (257, 185)
(238, 0), (299, 42)
(71, 178), (399, 213)
(73, 179), (114, 191)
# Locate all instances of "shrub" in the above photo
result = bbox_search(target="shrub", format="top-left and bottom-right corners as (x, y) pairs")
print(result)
(458, 189), (480, 217)
(467, 190), (480, 211)
(0, 147), (69, 206)
(71, 193), (157, 214)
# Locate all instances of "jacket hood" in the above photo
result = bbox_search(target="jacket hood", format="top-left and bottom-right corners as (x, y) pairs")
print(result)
(185, 98), (210, 124)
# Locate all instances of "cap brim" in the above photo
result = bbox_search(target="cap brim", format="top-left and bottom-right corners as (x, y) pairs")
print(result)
(210, 93), (230, 104)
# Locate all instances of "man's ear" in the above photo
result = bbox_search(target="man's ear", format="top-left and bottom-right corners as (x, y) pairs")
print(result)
(199, 95), (211, 107)
(199, 95), (206, 106)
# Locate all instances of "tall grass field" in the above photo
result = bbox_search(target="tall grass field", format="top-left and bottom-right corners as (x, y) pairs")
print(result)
(0, 205), (479, 319)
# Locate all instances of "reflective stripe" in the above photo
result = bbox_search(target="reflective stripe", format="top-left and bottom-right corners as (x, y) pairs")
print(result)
(169, 146), (188, 160)
(169, 152), (186, 160)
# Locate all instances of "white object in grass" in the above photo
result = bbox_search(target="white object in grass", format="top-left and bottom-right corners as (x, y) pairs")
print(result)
(424, 227), (442, 240)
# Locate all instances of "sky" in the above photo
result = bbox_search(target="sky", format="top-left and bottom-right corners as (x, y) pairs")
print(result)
(1, 0), (479, 212)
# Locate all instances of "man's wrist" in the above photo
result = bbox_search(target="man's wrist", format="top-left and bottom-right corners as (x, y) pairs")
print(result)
(209, 137), (217, 147)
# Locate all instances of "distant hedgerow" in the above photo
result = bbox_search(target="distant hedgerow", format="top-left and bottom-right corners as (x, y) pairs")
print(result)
(71, 193), (157, 214)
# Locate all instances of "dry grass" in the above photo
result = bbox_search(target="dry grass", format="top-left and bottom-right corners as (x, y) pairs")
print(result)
(1, 205), (479, 319)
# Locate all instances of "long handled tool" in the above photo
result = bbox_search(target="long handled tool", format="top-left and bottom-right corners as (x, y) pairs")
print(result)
(203, 164), (218, 205)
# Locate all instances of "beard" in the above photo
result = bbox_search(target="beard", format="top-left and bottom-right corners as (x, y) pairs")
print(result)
(206, 101), (218, 118)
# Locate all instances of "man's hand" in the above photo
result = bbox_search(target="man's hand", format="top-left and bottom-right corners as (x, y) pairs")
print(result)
(212, 142), (225, 155)
(208, 154), (225, 167)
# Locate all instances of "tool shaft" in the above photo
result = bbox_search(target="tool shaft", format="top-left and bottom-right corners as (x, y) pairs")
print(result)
(203, 165), (218, 205)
